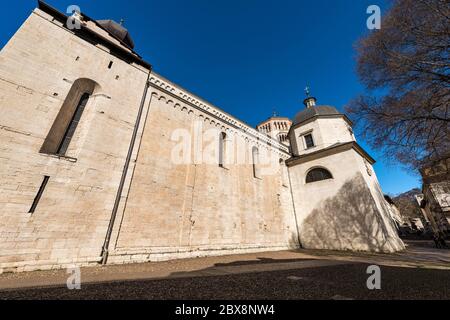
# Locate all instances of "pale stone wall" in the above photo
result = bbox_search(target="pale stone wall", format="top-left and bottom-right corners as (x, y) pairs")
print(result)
(287, 149), (405, 252)
(107, 75), (299, 264)
(0, 9), (150, 273)
(318, 118), (355, 147)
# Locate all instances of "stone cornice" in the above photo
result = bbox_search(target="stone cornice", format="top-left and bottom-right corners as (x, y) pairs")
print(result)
(149, 72), (290, 155)
(285, 141), (376, 167)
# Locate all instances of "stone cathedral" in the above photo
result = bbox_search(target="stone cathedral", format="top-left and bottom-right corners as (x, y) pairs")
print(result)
(0, 1), (404, 273)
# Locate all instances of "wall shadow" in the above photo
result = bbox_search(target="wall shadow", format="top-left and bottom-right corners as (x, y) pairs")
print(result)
(300, 173), (404, 253)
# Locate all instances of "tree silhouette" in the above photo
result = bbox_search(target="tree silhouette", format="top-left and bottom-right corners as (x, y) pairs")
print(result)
(346, 0), (449, 170)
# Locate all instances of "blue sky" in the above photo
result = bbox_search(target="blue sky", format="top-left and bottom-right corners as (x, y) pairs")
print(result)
(1, 0), (421, 195)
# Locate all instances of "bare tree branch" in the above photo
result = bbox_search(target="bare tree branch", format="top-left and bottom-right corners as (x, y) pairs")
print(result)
(346, 0), (450, 170)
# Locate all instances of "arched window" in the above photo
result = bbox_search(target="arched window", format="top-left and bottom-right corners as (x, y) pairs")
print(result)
(306, 168), (333, 183)
(219, 132), (226, 168)
(40, 78), (99, 156)
(252, 146), (260, 178)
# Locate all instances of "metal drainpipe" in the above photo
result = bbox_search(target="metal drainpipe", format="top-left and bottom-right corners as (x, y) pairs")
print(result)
(101, 70), (152, 265)
(287, 164), (303, 248)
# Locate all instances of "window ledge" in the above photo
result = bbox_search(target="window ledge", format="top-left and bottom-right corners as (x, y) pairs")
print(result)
(39, 152), (78, 163)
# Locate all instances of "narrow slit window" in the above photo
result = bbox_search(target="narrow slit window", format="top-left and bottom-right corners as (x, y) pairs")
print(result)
(56, 93), (90, 155)
(29, 176), (50, 214)
(108, 61), (113, 69)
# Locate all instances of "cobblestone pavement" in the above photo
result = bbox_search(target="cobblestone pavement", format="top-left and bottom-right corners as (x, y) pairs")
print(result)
(0, 241), (449, 299)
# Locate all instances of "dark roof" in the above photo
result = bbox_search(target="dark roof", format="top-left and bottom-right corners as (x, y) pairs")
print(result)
(97, 20), (135, 49)
(292, 105), (341, 126)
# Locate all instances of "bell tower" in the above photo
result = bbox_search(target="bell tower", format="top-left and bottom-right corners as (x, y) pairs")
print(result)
(288, 88), (355, 157)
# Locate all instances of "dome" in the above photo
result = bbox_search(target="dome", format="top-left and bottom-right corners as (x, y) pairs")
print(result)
(97, 20), (135, 49)
(292, 105), (341, 126)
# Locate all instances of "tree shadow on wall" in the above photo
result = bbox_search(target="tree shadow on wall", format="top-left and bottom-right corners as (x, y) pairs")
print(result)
(301, 173), (404, 253)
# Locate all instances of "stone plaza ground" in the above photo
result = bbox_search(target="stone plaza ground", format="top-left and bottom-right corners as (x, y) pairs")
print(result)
(0, 241), (449, 300)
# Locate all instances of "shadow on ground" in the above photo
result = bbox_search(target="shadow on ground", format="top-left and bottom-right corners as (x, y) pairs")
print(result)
(0, 254), (449, 300)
